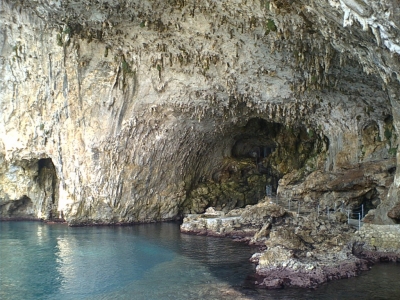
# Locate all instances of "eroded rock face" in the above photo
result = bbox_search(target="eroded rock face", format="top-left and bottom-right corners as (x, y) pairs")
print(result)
(180, 198), (285, 238)
(181, 199), (371, 288)
(278, 158), (397, 224)
(0, 151), (59, 220)
(0, 0), (399, 224)
(353, 224), (400, 262)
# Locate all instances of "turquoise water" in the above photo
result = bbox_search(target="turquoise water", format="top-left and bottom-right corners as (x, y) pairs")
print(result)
(0, 221), (256, 299)
(1, 221), (400, 300)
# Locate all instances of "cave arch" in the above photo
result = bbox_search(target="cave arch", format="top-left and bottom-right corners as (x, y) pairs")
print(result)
(37, 158), (59, 220)
(181, 118), (326, 215)
(0, 195), (34, 219)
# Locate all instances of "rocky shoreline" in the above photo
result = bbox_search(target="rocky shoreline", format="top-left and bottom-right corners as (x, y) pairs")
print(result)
(180, 198), (400, 289)
(0, 217), (66, 223)
(251, 247), (369, 289)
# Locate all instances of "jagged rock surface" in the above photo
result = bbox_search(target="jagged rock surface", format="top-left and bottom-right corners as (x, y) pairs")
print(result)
(0, 0), (400, 226)
(180, 198), (285, 238)
(353, 224), (400, 262)
(181, 199), (371, 288)
(278, 158), (397, 224)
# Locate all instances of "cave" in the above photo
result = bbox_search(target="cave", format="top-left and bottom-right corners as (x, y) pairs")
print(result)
(0, 195), (34, 219)
(182, 118), (326, 214)
(0, 158), (60, 220)
(349, 188), (380, 221)
(230, 118), (325, 191)
(37, 158), (60, 220)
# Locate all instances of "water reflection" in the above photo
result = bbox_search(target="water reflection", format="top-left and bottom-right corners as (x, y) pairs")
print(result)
(2, 222), (400, 300)
(0, 222), (63, 300)
(55, 236), (75, 294)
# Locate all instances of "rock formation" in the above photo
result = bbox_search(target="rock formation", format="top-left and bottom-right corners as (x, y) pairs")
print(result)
(2, 0), (400, 289)
(180, 198), (373, 288)
(1, 0), (399, 226)
(181, 200), (285, 239)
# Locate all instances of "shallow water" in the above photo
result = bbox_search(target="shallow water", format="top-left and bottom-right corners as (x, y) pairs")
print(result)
(1, 221), (400, 300)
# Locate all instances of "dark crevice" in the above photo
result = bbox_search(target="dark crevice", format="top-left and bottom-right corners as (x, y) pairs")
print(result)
(181, 118), (326, 215)
(0, 195), (34, 219)
(37, 158), (59, 220)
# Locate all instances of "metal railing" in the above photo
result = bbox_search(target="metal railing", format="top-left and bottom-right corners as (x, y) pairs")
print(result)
(266, 190), (365, 231)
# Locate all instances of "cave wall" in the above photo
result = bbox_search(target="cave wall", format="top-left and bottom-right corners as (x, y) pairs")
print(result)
(0, 0), (399, 224)
(0, 151), (58, 220)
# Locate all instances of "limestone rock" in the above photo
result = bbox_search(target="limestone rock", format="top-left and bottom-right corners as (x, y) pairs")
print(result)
(250, 222), (271, 244)
(258, 246), (294, 268)
(181, 200), (285, 238)
(387, 203), (400, 220)
(203, 207), (224, 218)
(265, 228), (307, 251)
(0, 0), (400, 227)
(277, 159), (396, 224)
(353, 224), (400, 261)
(239, 200), (286, 225)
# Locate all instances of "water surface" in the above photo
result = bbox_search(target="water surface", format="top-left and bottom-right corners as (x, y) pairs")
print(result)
(0, 221), (255, 299)
(1, 221), (400, 299)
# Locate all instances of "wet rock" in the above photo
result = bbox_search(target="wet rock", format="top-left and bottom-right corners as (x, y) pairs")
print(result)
(352, 224), (400, 262)
(254, 240), (370, 289)
(181, 197), (379, 288)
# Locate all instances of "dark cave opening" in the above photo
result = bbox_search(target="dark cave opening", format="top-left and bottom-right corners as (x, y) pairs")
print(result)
(37, 158), (59, 220)
(182, 118), (326, 214)
(231, 118), (325, 193)
(349, 188), (380, 221)
(0, 195), (34, 219)
(231, 119), (282, 192)
(38, 158), (54, 170)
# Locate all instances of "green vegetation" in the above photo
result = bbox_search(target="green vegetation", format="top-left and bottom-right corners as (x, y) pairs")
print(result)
(266, 19), (277, 31)
(383, 119), (398, 157)
(63, 26), (71, 35)
(12, 44), (21, 58)
(384, 128), (392, 141)
(264, 19), (277, 35)
(389, 147), (397, 157)
(121, 59), (133, 76)
(307, 129), (315, 138)
(311, 75), (317, 83)
(56, 33), (63, 47)
(55, 25), (73, 47)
